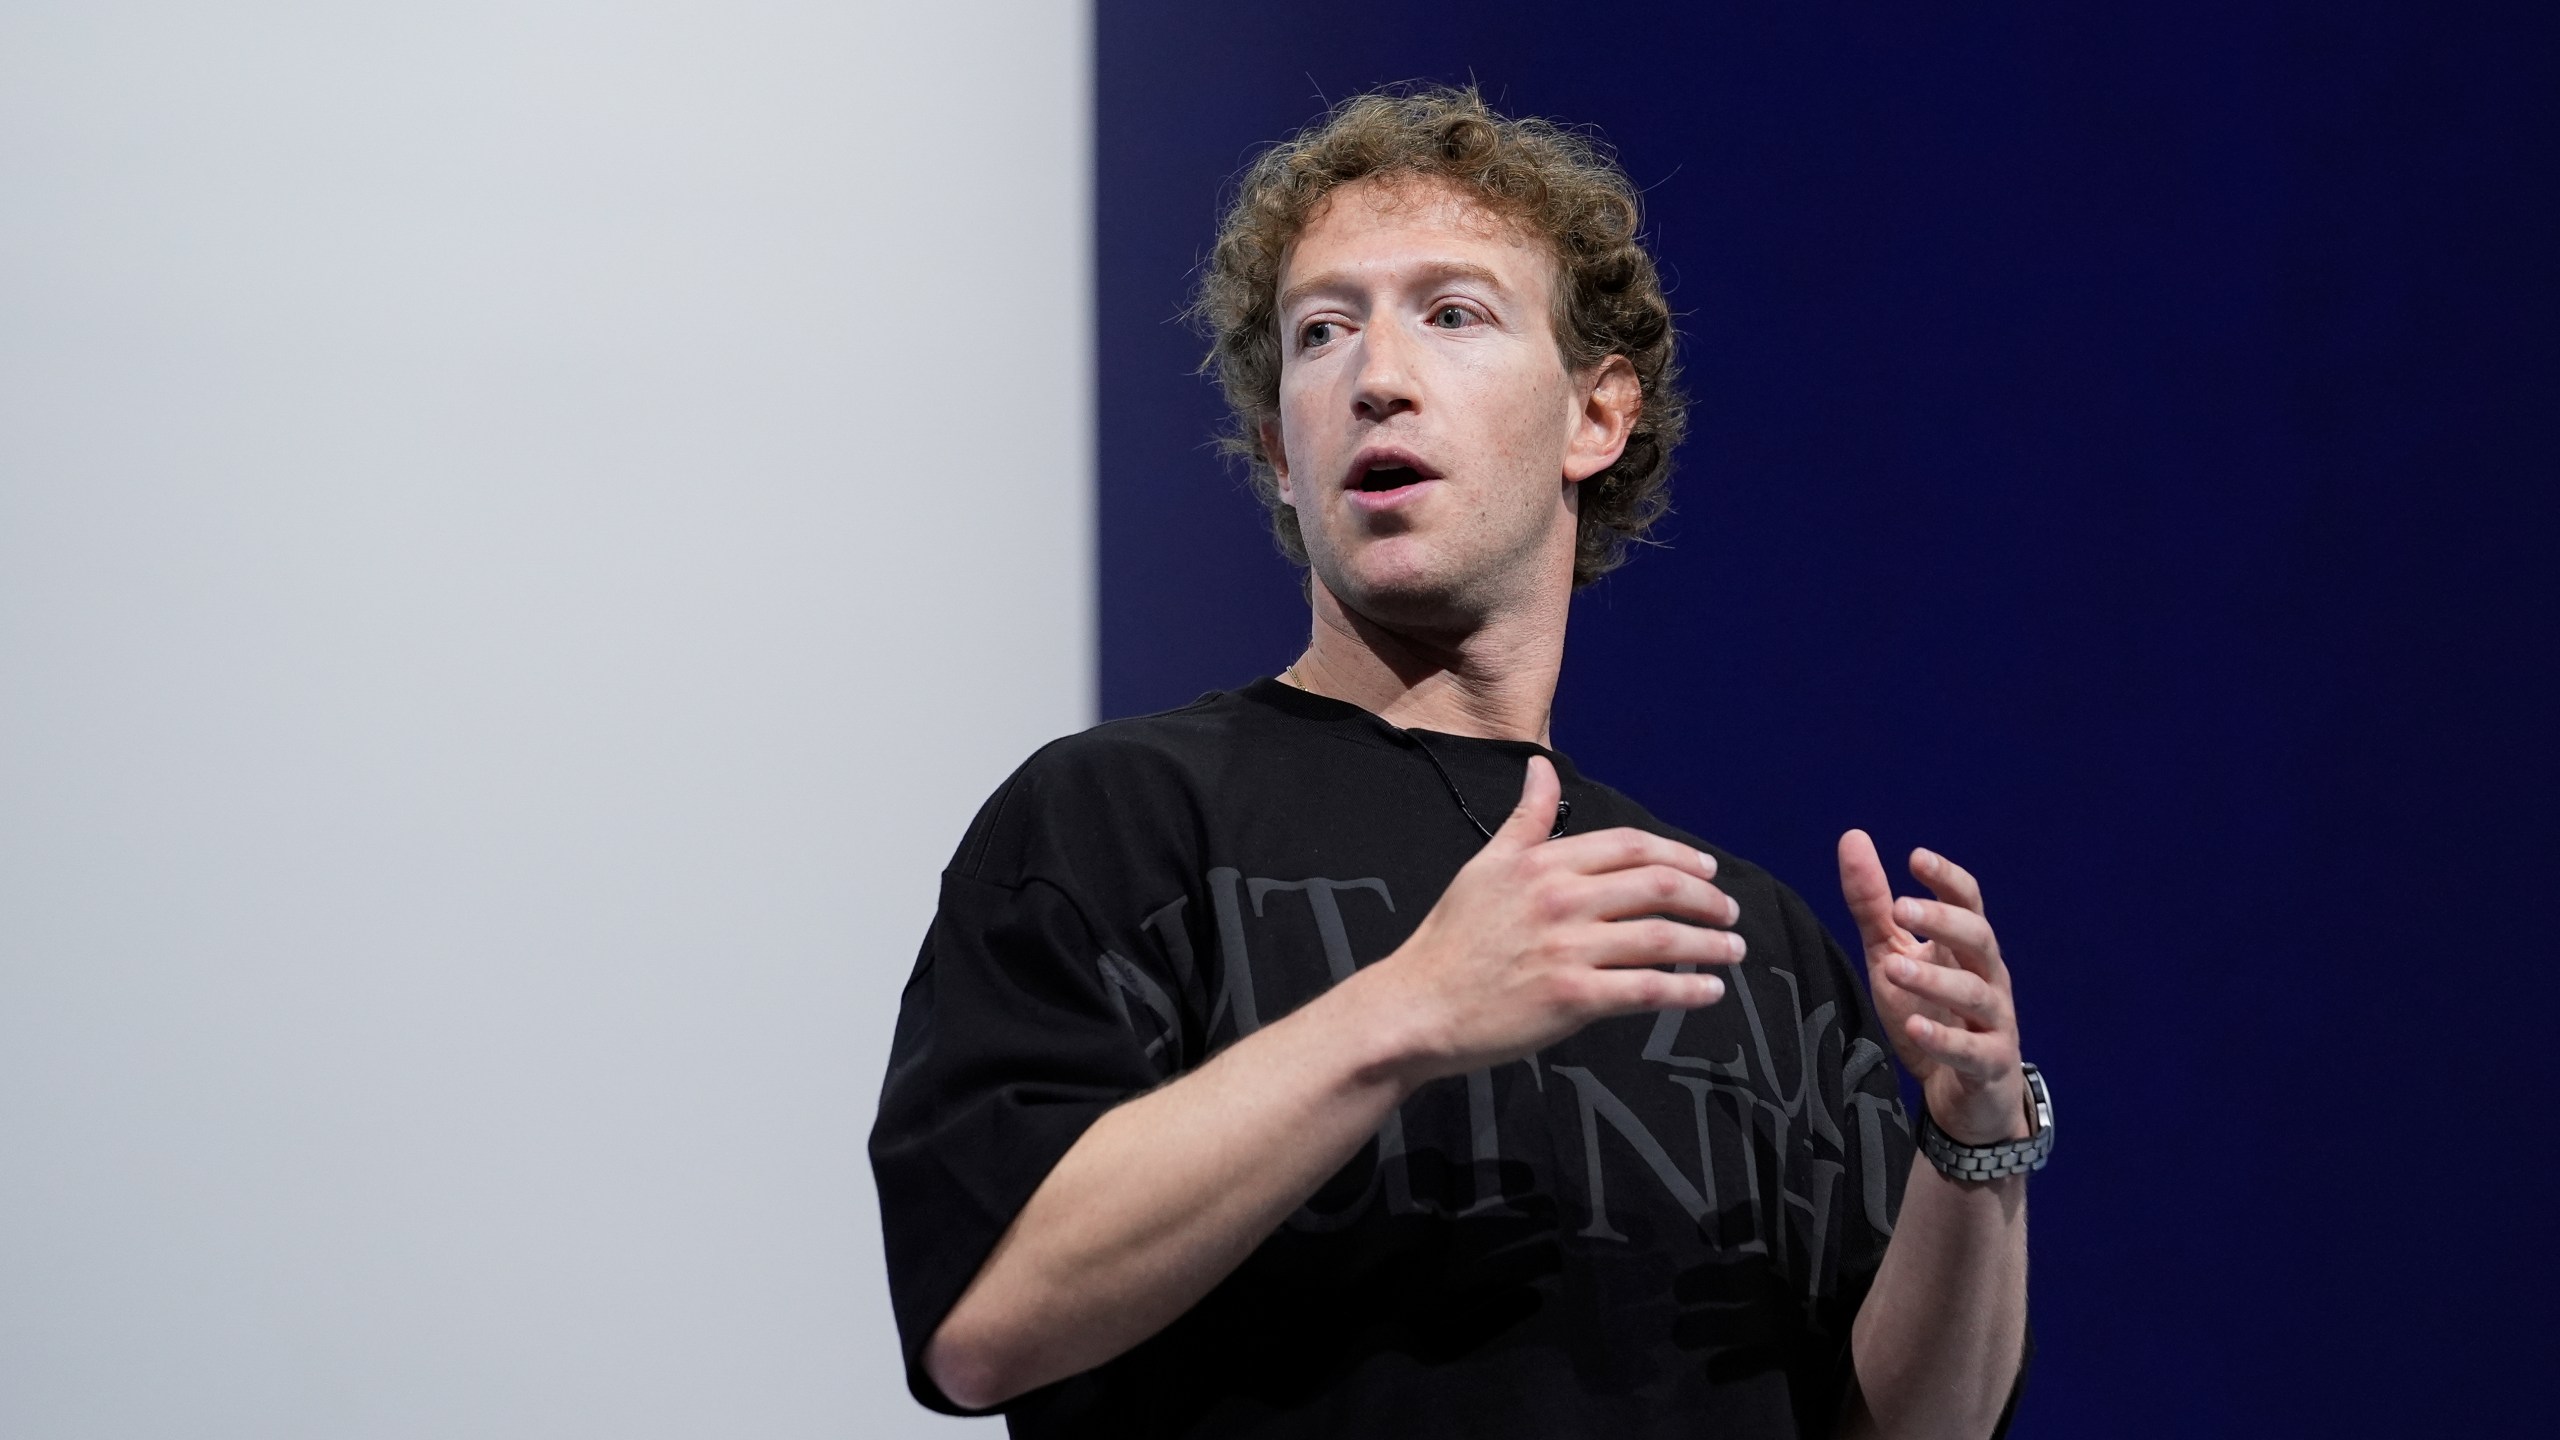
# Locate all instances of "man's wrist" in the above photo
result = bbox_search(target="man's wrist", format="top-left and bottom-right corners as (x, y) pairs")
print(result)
(1917, 1063), (2054, 1182)
(1935, 1093), (2033, 1146)
(1306, 960), (1443, 1096)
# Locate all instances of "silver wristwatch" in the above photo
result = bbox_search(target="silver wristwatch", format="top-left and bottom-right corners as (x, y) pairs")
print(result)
(1915, 1062), (2054, 1182)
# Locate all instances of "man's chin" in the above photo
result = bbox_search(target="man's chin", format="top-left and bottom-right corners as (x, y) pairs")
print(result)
(1312, 557), (1486, 634)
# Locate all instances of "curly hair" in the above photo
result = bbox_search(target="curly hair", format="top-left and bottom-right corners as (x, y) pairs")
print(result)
(1193, 85), (1686, 589)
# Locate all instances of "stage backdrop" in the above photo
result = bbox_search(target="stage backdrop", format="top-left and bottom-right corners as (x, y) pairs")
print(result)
(1098, 2), (2556, 1435)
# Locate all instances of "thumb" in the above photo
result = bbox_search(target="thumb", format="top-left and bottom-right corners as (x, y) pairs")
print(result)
(1493, 755), (1562, 850)
(1836, 828), (1902, 952)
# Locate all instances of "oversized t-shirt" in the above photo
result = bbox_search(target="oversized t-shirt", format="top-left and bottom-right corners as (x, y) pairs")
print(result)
(871, 679), (1926, 1438)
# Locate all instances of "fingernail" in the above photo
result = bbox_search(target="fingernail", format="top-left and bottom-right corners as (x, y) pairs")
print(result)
(1890, 957), (1915, 980)
(1914, 848), (1937, 872)
(1701, 976), (1725, 1001)
(1696, 849), (1717, 876)
(1894, 898), (1920, 922)
(1728, 934), (1748, 959)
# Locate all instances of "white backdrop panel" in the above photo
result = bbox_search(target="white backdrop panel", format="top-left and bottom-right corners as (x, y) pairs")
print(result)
(0, 3), (1086, 1434)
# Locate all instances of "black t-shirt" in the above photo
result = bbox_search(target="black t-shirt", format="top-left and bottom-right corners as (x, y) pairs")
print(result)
(871, 680), (1921, 1438)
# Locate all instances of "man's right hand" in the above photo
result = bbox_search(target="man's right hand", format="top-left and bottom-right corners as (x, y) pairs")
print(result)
(1357, 755), (1742, 1085)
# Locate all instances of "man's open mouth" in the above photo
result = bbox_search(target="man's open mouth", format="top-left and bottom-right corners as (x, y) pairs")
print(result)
(1346, 448), (1440, 496)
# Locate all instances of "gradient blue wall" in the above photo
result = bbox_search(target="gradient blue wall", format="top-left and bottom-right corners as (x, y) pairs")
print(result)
(1097, 3), (2558, 1432)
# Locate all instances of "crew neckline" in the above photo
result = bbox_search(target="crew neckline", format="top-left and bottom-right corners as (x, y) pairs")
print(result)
(1236, 676), (1584, 782)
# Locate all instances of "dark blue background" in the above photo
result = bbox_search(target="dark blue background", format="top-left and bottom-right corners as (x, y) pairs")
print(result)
(1097, 4), (2557, 1431)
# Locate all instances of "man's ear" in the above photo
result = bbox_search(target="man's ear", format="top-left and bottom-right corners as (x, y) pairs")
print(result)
(1260, 418), (1296, 503)
(1562, 355), (1640, 483)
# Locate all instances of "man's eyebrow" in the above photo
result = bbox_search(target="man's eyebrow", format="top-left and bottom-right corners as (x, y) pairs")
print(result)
(1275, 261), (1514, 319)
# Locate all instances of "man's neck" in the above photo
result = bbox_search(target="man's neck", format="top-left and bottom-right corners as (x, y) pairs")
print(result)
(1287, 575), (1567, 747)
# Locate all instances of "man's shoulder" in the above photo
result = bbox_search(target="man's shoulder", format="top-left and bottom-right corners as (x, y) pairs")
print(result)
(945, 686), (1280, 884)
(993, 684), (1285, 802)
(1026, 686), (1259, 766)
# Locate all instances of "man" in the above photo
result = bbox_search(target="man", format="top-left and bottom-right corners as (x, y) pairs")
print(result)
(872, 87), (2044, 1438)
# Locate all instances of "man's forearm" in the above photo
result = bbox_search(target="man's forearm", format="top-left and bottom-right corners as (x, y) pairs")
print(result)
(1841, 1161), (2029, 1440)
(922, 964), (1422, 1410)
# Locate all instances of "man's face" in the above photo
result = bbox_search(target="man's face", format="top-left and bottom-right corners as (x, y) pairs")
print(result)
(1263, 175), (1632, 629)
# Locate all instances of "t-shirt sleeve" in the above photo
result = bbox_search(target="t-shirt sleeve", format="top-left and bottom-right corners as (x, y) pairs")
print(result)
(866, 749), (1194, 1415)
(1745, 879), (1910, 1426)
(1806, 909), (1912, 1303)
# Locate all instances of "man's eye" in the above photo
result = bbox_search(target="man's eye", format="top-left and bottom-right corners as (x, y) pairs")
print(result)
(1432, 305), (1474, 329)
(1301, 320), (1338, 347)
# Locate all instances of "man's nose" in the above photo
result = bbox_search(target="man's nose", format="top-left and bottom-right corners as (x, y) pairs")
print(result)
(1351, 318), (1420, 423)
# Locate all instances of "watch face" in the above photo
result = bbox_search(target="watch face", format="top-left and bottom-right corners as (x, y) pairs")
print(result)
(2022, 1063), (2055, 1147)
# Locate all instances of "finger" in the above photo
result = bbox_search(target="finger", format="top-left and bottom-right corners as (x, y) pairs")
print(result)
(1901, 1013), (2016, 1081)
(1574, 866), (1739, 927)
(1491, 755), (1563, 852)
(1890, 896), (2005, 978)
(1542, 826), (1720, 885)
(1883, 955), (2010, 1033)
(1836, 829), (1907, 953)
(1572, 965), (1727, 1018)
(1869, 957), (1960, 1031)
(1582, 917), (1748, 969)
(1911, 847), (1986, 917)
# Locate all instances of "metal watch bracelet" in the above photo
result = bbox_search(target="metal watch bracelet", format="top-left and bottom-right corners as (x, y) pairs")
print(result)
(1915, 1062), (2054, 1182)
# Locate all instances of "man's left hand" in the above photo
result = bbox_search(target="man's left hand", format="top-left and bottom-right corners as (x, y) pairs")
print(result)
(1836, 831), (2028, 1146)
